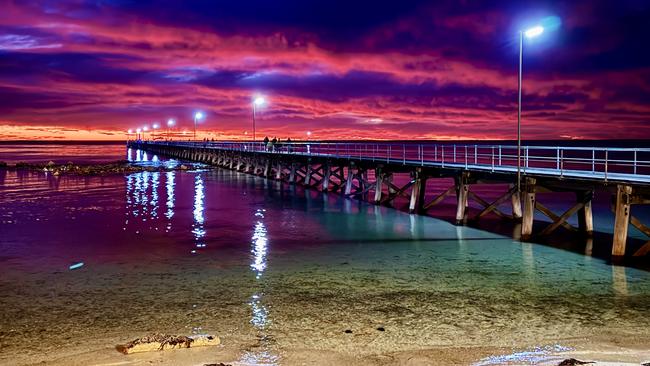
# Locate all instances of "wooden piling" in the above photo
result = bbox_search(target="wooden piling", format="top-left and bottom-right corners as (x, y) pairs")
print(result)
(409, 168), (427, 214)
(322, 164), (331, 191)
(289, 163), (297, 184)
(374, 167), (383, 204)
(454, 172), (469, 224)
(577, 191), (594, 235)
(344, 165), (355, 195)
(511, 186), (522, 220)
(305, 164), (313, 186)
(521, 177), (536, 239)
(612, 185), (632, 257)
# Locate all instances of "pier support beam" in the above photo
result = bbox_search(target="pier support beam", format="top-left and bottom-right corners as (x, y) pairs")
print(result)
(374, 167), (383, 203)
(577, 191), (594, 236)
(344, 165), (355, 195)
(454, 172), (469, 224)
(409, 168), (426, 214)
(289, 163), (297, 184)
(322, 164), (331, 191)
(612, 185), (632, 257)
(511, 186), (523, 221)
(521, 177), (536, 240)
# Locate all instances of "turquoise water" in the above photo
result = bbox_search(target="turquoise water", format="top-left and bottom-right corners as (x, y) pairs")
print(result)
(1, 149), (650, 365)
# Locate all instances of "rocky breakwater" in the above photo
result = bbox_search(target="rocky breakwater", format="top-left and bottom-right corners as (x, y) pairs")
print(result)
(0, 160), (198, 175)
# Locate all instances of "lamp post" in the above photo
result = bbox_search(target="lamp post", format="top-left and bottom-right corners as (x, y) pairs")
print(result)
(143, 125), (149, 140)
(193, 112), (204, 140)
(152, 123), (159, 141)
(517, 25), (544, 194)
(127, 129), (133, 141)
(136, 128), (141, 140)
(167, 119), (175, 140)
(252, 96), (266, 142)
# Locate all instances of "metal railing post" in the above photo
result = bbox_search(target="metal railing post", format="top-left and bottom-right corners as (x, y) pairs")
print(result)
(491, 146), (494, 172)
(560, 149), (564, 177)
(634, 149), (638, 174)
(421, 145), (424, 166)
(605, 149), (608, 181)
(592, 149), (595, 173)
(465, 145), (468, 169)
(474, 144), (478, 165)
(403, 144), (406, 164)
(498, 146), (502, 166)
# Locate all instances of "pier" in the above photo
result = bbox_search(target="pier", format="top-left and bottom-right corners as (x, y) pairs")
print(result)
(129, 141), (650, 258)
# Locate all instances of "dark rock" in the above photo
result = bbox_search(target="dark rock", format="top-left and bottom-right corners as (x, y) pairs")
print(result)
(344, 329), (352, 334)
(376, 327), (385, 331)
(641, 363), (650, 366)
(558, 359), (594, 366)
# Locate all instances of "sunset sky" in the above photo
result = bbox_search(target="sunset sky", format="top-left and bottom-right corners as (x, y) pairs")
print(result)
(1, 1), (649, 140)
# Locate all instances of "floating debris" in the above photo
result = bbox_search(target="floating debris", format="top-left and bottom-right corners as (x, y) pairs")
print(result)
(344, 329), (353, 334)
(376, 327), (385, 332)
(68, 262), (84, 270)
(116, 333), (220, 354)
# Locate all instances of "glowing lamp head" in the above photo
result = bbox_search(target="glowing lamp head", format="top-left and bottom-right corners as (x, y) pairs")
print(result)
(253, 96), (266, 106)
(127, 129), (132, 134)
(153, 123), (159, 129)
(524, 26), (544, 38)
(143, 126), (149, 131)
(194, 111), (204, 120)
(307, 131), (312, 136)
(167, 118), (175, 126)
(136, 128), (141, 133)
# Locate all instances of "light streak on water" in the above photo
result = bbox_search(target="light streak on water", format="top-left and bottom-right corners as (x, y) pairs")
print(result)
(165, 171), (175, 230)
(150, 172), (159, 219)
(192, 174), (206, 249)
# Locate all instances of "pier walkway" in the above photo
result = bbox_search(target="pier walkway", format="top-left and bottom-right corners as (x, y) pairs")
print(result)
(129, 140), (650, 258)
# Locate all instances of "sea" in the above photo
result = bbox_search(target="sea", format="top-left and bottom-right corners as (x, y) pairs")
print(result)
(1, 141), (649, 366)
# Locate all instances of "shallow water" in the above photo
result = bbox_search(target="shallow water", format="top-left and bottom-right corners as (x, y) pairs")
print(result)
(1, 149), (650, 365)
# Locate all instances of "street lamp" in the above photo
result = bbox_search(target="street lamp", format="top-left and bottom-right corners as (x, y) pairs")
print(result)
(193, 111), (204, 140)
(143, 125), (149, 140)
(516, 25), (545, 194)
(167, 119), (175, 140)
(127, 129), (133, 141)
(252, 95), (266, 141)
(136, 128), (142, 140)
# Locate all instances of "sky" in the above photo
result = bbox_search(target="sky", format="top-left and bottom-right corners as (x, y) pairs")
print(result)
(0, 0), (649, 141)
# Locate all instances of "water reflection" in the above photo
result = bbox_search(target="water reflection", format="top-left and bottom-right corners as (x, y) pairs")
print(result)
(251, 211), (268, 279)
(241, 207), (278, 365)
(165, 171), (175, 231)
(192, 174), (206, 251)
(612, 265), (629, 296)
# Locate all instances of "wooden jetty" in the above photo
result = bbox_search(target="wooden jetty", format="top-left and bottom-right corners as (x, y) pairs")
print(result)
(128, 141), (650, 258)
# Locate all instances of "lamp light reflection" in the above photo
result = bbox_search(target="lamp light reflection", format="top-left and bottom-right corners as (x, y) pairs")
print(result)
(192, 174), (206, 249)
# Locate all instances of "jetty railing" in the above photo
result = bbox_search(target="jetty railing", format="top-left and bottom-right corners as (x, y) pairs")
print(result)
(140, 141), (650, 183)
